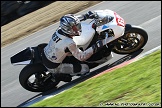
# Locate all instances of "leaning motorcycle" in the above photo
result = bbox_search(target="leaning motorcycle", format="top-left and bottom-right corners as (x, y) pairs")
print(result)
(10, 10), (148, 92)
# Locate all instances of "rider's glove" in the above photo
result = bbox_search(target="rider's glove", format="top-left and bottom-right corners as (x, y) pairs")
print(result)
(92, 40), (104, 54)
(85, 11), (97, 19)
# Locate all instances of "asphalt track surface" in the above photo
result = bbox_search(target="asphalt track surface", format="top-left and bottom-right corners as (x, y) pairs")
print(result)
(1, 1), (161, 107)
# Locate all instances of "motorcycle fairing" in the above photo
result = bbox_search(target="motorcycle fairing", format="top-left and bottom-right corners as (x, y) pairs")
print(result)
(73, 23), (95, 50)
(96, 20), (125, 39)
(95, 9), (125, 39)
(10, 47), (34, 65)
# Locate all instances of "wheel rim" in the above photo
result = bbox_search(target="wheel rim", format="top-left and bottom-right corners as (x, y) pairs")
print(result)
(113, 32), (145, 53)
(26, 72), (53, 90)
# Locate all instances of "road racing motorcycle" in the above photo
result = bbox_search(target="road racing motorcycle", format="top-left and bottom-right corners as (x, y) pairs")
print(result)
(10, 10), (148, 92)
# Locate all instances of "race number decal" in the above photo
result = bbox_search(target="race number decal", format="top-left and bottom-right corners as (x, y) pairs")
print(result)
(52, 32), (62, 43)
(114, 12), (125, 27)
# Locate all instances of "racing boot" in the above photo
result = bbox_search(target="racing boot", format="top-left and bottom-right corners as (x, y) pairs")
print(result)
(52, 73), (72, 82)
(70, 64), (90, 76)
(47, 63), (90, 77)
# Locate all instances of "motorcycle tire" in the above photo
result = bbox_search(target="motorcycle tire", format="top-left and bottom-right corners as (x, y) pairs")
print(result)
(19, 63), (60, 92)
(112, 25), (148, 54)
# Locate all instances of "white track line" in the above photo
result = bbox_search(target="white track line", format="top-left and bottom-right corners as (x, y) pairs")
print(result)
(133, 45), (161, 62)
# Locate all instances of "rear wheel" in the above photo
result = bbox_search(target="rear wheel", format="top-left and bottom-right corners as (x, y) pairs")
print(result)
(19, 64), (60, 92)
(112, 26), (148, 54)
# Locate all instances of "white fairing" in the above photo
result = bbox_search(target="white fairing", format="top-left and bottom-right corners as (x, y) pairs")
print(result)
(73, 9), (125, 50)
(73, 23), (95, 50)
(95, 9), (125, 39)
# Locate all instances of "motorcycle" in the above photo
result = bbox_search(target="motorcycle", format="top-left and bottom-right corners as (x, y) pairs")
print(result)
(10, 10), (148, 92)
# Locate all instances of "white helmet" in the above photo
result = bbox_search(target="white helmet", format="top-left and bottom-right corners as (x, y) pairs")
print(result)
(60, 14), (82, 36)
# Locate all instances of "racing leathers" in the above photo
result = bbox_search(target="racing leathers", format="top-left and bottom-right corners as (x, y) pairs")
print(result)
(42, 11), (114, 76)
(42, 28), (94, 75)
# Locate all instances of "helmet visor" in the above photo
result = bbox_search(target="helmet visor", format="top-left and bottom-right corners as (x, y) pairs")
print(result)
(72, 23), (81, 36)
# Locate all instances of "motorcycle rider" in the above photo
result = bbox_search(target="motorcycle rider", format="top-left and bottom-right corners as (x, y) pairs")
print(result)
(42, 10), (114, 82)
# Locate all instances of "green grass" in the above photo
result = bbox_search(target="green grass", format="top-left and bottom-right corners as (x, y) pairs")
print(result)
(31, 50), (161, 107)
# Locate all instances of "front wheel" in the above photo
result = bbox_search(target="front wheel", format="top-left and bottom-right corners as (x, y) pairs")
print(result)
(19, 64), (60, 92)
(112, 25), (148, 54)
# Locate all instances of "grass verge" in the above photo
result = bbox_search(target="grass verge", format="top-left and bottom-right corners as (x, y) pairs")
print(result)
(31, 50), (161, 107)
